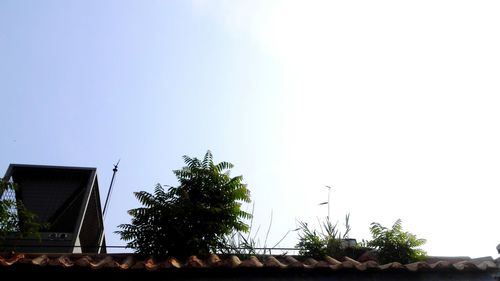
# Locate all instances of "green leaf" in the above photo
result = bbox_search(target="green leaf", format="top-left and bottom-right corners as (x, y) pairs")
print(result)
(116, 150), (252, 258)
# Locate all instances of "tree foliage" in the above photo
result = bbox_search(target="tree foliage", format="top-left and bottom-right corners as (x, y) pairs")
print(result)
(368, 219), (426, 264)
(0, 180), (45, 244)
(116, 151), (251, 258)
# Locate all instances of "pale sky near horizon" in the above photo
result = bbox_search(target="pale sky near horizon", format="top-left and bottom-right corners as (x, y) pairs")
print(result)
(1, 1), (499, 258)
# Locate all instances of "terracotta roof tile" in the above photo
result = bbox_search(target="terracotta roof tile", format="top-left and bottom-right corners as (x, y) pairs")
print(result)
(145, 258), (160, 271)
(0, 253), (498, 273)
(186, 255), (205, 268)
(379, 262), (404, 270)
(75, 256), (92, 267)
(89, 256), (117, 269)
(130, 260), (146, 270)
(0, 254), (24, 266)
(303, 257), (318, 266)
(165, 257), (183, 268)
(225, 255), (241, 267)
(206, 254), (222, 267)
(342, 256), (362, 269)
(475, 261), (497, 271)
(31, 254), (49, 266)
(284, 256), (304, 268)
(429, 260), (453, 270)
(118, 256), (135, 270)
(56, 255), (74, 267)
(361, 260), (379, 270)
(239, 256), (263, 268)
(314, 260), (332, 268)
(263, 256), (286, 268)
(405, 261), (431, 272)
(324, 256), (342, 266)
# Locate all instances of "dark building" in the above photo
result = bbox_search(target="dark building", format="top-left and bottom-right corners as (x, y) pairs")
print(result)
(1, 164), (106, 254)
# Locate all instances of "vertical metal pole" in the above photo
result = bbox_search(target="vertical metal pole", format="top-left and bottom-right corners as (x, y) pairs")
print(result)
(328, 187), (330, 220)
(99, 160), (119, 254)
(326, 185), (332, 221)
(103, 160), (119, 219)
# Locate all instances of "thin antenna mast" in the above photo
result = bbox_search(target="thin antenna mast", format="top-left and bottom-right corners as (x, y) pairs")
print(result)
(103, 160), (119, 219)
(326, 185), (331, 221)
(319, 185), (332, 221)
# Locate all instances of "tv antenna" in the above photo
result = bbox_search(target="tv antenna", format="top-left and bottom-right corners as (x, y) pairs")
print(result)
(103, 159), (119, 219)
(319, 185), (332, 221)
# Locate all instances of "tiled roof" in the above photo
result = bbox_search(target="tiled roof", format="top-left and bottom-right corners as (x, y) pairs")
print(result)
(0, 253), (498, 272)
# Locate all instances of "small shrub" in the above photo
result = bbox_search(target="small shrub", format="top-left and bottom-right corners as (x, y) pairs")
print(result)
(296, 221), (327, 258)
(368, 219), (426, 264)
(296, 214), (353, 259)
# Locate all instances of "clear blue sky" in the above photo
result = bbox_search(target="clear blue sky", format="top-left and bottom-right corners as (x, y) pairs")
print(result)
(1, 1), (499, 258)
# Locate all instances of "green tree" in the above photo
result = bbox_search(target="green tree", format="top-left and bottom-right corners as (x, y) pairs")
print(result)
(116, 151), (252, 257)
(1, 180), (45, 245)
(368, 219), (426, 264)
